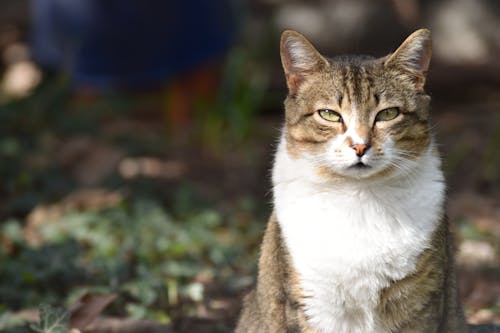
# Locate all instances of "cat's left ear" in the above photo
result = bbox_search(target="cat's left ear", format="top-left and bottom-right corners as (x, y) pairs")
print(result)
(385, 29), (432, 90)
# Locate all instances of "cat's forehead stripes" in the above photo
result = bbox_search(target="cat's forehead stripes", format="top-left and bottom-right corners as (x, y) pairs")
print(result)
(328, 60), (379, 126)
(329, 56), (376, 106)
(337, 62), (374, 108)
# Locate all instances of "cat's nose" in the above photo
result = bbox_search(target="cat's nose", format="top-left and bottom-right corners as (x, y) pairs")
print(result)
(352, 143), (370, 157)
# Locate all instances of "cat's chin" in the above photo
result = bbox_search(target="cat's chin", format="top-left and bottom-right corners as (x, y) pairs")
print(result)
(342, 164), (377, 179)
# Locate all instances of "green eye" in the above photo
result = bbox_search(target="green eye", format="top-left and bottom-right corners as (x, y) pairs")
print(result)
(318, 109), (342, 122)
(375, 107), (400, 122)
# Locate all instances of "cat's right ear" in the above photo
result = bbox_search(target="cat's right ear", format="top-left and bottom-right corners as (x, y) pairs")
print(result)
(384, 29), (432, 90)
(280, 30), (328, 95)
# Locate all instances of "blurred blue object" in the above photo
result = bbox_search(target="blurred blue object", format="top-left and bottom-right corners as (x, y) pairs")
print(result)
(31, 0), (237, 89)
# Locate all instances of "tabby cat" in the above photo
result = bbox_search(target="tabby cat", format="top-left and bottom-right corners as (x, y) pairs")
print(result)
(235, 29), (467, 333)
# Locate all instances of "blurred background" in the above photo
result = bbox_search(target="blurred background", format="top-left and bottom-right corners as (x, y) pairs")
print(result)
(0, 0), (498, 332)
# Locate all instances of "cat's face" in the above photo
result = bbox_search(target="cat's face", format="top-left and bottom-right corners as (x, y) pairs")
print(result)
(280, 29), (432, 180)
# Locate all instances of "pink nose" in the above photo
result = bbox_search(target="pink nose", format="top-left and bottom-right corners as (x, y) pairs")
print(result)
(352, 143), (370, 156)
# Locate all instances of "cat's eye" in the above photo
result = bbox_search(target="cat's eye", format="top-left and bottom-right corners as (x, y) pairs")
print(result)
(318, 109), (342, 122)
(375, 107), (400, 122)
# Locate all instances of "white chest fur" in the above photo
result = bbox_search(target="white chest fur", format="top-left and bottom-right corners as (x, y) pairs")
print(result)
(272, 140), (445, 333)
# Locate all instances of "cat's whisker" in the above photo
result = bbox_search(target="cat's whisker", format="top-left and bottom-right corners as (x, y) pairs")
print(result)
(392, 150), (418, 157)
(386, 157), (419, 179)
(387, 162), (411, 178)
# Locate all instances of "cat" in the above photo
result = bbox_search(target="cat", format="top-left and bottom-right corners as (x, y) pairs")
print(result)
(235, 29), (468, 333)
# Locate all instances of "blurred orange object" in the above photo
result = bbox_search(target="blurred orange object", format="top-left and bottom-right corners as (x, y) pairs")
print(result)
(165, 62), (221, 129)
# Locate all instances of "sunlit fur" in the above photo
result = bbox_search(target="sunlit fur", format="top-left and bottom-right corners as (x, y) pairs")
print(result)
(235, 29), (467, 333)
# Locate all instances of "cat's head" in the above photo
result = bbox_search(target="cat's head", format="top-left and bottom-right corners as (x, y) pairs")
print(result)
(279, 29), (433, 180)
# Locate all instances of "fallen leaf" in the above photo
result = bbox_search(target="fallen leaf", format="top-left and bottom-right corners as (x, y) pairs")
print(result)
(69, 293), (117, 331)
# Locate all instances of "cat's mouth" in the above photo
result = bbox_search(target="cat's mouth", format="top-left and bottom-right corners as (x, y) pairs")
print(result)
(350, 162), (371, 169)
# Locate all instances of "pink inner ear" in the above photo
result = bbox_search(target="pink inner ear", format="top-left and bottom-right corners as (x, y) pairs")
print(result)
(403, 37), (431, 74)
(285, 73), (304, 95)
(416, 39), (432, 73)
(282, 51), (308, 95)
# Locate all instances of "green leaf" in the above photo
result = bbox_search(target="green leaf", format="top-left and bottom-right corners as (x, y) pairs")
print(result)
(30, 304), (69, 333)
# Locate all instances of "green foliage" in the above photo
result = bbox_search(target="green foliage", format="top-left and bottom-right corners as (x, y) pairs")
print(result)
(0, 77), (74, 216)
(0, 240), (84, 309)
(30, 305), (69, 333)
(0, 46), (268, 331)
(195, 46), (269, 151)
(0, 312), (29, 332)
(0, 195), (262, 323)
